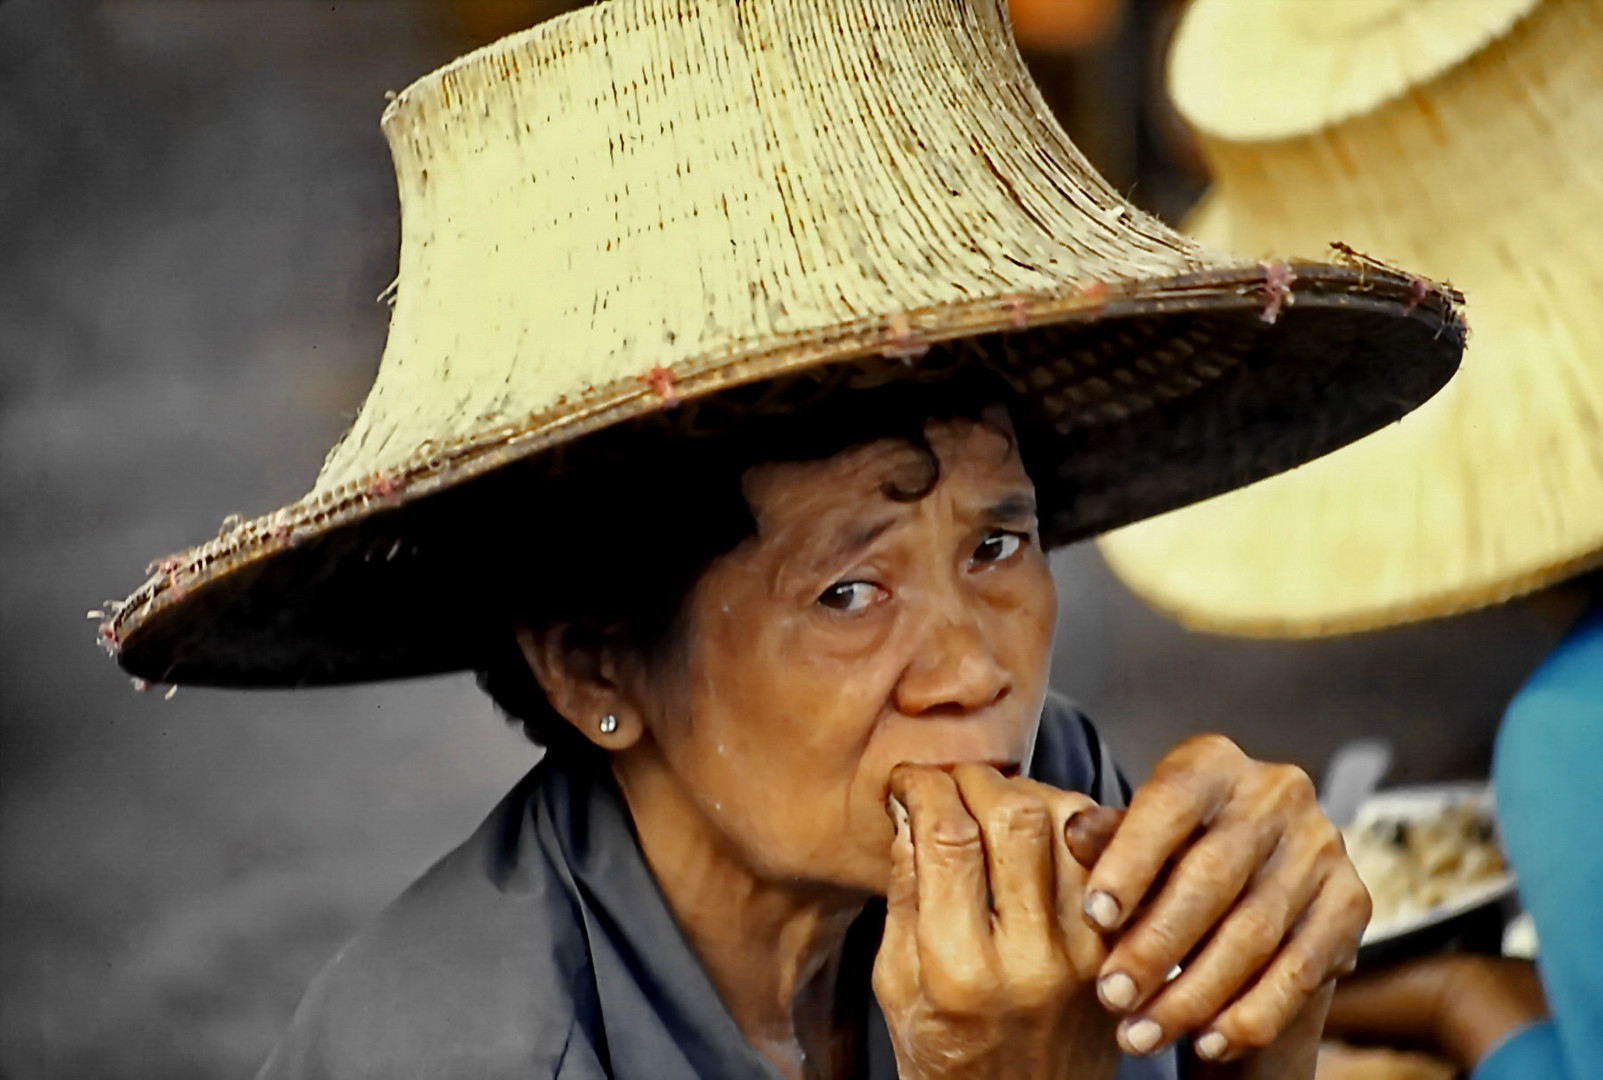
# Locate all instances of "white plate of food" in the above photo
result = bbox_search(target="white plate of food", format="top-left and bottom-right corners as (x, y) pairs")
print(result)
(1342, 782), (1518, 960)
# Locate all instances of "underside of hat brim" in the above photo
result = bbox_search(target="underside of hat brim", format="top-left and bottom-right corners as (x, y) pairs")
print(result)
(105, 262), (1464, 688)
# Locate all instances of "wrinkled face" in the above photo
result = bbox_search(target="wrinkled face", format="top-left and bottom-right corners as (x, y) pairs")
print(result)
(629, 411), (1058, 895)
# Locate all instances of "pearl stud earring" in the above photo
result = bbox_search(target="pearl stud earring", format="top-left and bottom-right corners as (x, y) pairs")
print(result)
(598, 713), (619, 735)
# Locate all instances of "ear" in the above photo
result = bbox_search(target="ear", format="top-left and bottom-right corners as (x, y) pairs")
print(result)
(515, 624), (645, 750)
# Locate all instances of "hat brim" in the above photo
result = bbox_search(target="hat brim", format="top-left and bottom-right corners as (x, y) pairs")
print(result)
(107, 261), (1463, 687)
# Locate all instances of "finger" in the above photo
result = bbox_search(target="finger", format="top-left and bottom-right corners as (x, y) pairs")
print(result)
(873, 794), (920, 1004)
(1097, 815), (1287, 1015)
(1196, 982), (1333, 1078)
(950, 765), (1059, 972)
(1193, 876), (1369, 1062)
(1109, 866), (1316, 1054)
(1065, 806), (1123, 869)
(1085, 735), (1246, 932)
(1008, 778), (1105, 976)
(888, 765), (995, 996)
(883, 794), (918, 925)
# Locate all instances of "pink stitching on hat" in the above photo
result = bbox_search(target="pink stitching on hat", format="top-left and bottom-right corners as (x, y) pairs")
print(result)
(881, 312), (930, 363)
(640, 365), (681, 406)
(1258, 261), (1295, 325)
(1405, 275), (1430, 315)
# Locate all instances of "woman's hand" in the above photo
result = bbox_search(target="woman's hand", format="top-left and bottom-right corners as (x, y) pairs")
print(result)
(873, 763), (1121, 1080)
(1079, 735), (1369, 1065)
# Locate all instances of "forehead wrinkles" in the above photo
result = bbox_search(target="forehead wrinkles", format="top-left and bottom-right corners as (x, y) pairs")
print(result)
(740, 439), (923, 540)
(740, 419), (1026, 550)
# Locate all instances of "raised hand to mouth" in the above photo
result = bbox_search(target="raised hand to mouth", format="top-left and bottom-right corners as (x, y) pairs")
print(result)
(874, 739), (1368, 1079)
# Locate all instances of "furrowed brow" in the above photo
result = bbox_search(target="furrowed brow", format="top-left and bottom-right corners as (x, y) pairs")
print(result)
(986, 493), (1038, 525)
(827, 516), (898, 564)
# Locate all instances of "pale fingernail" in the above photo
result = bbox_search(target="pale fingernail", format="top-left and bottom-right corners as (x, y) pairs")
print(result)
(1195, 1032), (1229, 1061)
(1122, 1019), (1163, 1055)
(887, 795), (909, 833)
(1084, 890), (1122, 930)
(1098, 972), (1137, 1011)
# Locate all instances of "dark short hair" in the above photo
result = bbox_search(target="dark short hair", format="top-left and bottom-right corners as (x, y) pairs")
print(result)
(474, 369), (1054, 752)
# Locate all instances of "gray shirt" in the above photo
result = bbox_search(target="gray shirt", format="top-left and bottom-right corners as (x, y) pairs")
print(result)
(259, 694), (1179, 1080)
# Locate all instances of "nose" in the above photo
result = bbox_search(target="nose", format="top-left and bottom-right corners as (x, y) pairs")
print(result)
(894, 597), (1012, 718)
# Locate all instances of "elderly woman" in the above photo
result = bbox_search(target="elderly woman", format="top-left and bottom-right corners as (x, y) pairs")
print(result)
(100, 2), (1466, 1078)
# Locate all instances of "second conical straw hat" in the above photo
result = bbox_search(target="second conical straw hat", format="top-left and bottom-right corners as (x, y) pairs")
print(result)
(1100, 0), (1603, 637)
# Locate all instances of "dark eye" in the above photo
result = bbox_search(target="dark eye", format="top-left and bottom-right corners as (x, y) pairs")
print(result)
(973, 531), (1025, 565)
(818, 581), (884, 612)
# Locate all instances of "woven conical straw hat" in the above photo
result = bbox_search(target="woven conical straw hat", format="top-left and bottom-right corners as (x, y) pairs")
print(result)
(102, 0), (1464, 686)
(1099, 0), (1602, 638)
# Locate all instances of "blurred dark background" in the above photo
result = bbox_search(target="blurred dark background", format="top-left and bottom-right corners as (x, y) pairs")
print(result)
(0, 1), (1562, 1076)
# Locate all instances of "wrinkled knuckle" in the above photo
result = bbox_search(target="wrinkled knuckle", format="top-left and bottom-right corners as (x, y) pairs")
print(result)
(1268, 763), (1317, 806)
(1119, 931), (1183, 980)
(1188, 732), (1244, 763)
(926, 814), (983, 853)
(1298, 959), (1328, 996)
(1284, 946), (1327, 995)
(922, 960), (999, 1014)
(1011, 959), (1071, 1008)
(1348, 876), (1375, 925)
(1226, 1007), (1279, 1051)
(1231, 902), (1288, 952)
(1049, 789), (1099, 817)
(1316, 821), (1347, 860)
(986, 794), (1051, 839)
(1184, 842), (1239, 886)
(1145, 776), (1204, 821)
(1150, 981), (1217, 1031)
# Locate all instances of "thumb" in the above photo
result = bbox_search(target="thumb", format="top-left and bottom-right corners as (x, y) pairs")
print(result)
(1065, 805), (1125, 869)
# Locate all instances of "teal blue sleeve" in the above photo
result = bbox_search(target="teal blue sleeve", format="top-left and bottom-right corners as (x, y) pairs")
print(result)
(1474, 1021), (1568, 1080)
(1476, 607), (1603, 1080)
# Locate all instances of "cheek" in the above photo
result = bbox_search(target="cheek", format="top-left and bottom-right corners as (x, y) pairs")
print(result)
(675, 618), (881, 826)
(987, 559), (1059, 670)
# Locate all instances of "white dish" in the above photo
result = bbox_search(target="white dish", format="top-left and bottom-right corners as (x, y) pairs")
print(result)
(1347, 782), (1517, 949)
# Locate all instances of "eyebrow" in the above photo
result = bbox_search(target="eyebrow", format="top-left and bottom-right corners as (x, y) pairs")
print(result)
(818, 491), (1038, 566)
(825, 515), (900, 565)
(986, 493), (1038, 524)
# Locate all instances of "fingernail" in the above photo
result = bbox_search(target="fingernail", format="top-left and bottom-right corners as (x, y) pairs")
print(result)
(887, 794), (909, 833)
(1122, 1018), (1163, 1055)
(1098, 972), (1137, 1011)
(1084, 890), (1122, 930)
(1195, 1032), (1229, 1061)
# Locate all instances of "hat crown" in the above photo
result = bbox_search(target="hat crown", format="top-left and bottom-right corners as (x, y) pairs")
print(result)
(316, 0), (1207, 494)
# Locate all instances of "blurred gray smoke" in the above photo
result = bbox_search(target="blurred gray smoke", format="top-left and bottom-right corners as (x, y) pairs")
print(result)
(0, 2), (1556, 1077)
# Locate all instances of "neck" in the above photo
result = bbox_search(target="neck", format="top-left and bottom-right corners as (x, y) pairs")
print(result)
(613, 746), (869, 1080)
